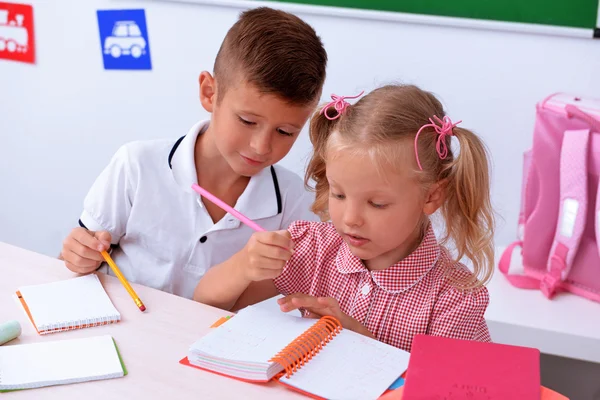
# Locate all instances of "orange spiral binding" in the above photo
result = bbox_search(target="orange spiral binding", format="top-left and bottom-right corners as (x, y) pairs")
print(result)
(269, 316), (342, 378)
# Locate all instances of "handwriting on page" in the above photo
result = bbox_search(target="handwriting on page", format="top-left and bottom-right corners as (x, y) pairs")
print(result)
(282, 330), (410, 400)
(191, 306), (315, 363)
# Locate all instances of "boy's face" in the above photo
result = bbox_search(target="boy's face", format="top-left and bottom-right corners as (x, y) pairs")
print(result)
(200, 72), (316, 177)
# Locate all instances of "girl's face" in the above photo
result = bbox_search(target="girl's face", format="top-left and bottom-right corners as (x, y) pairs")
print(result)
(326, 146), (441, 270)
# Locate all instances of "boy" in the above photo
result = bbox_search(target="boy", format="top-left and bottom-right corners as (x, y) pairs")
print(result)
(60, 7), (327, 299)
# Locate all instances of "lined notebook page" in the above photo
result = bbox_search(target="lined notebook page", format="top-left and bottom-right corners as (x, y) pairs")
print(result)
(280, 327), (410, 400)
(17, 274), (120, 332)
(190, 306), (314, 363)
(0, 335), (124, 391)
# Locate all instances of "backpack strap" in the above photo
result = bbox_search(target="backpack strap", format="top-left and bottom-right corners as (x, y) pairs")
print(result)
(518, 150), (532, 241)
(498, 151), (540, 290)
(541, 129), (590, 299)
(565, 104), (600, 132)
(566, 104), (600, 267)
(498, 241), (542, 289)
(597, 181), (600, 266)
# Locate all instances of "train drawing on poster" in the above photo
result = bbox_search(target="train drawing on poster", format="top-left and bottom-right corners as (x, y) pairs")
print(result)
(0, 3), (35, 64)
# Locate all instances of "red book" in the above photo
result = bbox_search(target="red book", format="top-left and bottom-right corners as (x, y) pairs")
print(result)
(403, 335), (540, 400)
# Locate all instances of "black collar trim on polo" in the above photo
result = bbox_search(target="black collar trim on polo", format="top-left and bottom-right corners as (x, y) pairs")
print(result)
(168, 135), (186, 169)
(270, 166), (282, 214)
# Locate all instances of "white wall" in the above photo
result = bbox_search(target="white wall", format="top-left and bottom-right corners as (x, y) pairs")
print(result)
(1, 0), (599, 257)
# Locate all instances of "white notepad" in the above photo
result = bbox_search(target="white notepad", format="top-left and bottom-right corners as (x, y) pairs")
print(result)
(16, 274), (120, 334)
(0, 335), (126, 391)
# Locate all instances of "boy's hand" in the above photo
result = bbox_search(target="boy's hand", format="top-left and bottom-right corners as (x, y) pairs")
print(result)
(278, 293), (374, 338)
(239, 230), (294, 282)
(60, 228), (112, 274)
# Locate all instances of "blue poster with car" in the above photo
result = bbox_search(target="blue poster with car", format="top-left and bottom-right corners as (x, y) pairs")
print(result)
(96, 9), (152, 70)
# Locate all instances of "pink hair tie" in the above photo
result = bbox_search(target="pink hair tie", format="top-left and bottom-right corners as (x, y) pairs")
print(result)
(414, 115), (462, 170)
(321, 91), (364, 120)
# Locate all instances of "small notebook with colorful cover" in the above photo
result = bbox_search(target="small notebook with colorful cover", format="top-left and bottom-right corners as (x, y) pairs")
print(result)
(0, 335), (127, 392)
(403, 334), (541, 400)
(181, 305), (410, 400)
(16, 274), (120, 334)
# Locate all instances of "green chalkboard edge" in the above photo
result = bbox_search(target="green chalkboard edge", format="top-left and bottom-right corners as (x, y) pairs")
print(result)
(151, 0), (600, 39)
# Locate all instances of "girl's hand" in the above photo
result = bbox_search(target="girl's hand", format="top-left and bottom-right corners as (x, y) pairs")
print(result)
(277, 293), (375, 338)
(239, 230), (294, 282)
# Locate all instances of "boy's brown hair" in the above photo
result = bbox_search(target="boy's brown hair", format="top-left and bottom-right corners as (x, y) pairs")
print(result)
(214, 7), (327, 105)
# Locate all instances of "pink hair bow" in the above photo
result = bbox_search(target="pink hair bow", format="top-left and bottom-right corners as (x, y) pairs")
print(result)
(321, 91), (364, 120)
(414, 115), (462, 170)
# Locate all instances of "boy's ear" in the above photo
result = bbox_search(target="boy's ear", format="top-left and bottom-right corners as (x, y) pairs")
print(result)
(199, 71), (217, 113)
(423, 180), (447, 216)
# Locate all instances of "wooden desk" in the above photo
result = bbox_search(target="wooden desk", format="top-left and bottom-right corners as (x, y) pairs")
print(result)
(485, 246), (600, 364)
(0, 242), (305, 399)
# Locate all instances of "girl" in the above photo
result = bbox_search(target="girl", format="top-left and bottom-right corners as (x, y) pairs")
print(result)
(195, 84), (495, 351)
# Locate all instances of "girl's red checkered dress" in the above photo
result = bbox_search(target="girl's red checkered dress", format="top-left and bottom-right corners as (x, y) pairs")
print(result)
(274, 221), (491, 352)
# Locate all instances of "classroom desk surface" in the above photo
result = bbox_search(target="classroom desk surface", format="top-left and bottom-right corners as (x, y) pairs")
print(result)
(486, 246), (600, 364)
(0, 242), (306, 399)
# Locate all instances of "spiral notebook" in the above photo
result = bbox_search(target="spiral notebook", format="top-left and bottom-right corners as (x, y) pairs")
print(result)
(0, 335), (127, 392)
(16, 274), (121, 335)
(181, 305), (410, 400)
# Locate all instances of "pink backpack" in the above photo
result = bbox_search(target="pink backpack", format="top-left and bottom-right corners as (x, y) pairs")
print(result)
(499, 93), (600, 302)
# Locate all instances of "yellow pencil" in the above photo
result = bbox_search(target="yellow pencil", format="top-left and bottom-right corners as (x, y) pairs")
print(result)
(101, 251), (146, 312)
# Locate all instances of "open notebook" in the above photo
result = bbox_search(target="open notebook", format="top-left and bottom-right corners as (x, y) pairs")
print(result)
(181, 305), (410, 400)
(16, 274), (120, 334)
(0, 335), (127, 392)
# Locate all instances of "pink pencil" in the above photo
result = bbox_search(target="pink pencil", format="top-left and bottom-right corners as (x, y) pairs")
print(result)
(191, 183), (266, 232)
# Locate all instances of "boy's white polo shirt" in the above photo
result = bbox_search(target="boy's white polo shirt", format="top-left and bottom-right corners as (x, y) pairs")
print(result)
(79, 120), (318, 299)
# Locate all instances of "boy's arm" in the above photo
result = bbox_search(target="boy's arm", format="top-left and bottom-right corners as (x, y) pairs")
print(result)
(61, 144), (135, 273)
(193, 252), (278, 311)
(79, 145), (134, 241)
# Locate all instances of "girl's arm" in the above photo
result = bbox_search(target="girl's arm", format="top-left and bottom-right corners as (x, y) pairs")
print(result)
(194, 230), (293, 310)
(193, 249), (254, 310)
(428, 284), (491, 342)
(231, 279), (279, 312)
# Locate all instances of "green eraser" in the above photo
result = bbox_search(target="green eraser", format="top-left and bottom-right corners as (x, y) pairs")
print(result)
(0, 320), (21, 345)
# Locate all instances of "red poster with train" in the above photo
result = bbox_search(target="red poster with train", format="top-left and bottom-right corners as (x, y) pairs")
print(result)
(0, 2), (35, 64)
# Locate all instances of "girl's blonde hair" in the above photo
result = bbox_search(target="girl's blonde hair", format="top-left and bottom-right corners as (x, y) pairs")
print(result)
(305, 84), (494, 289)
